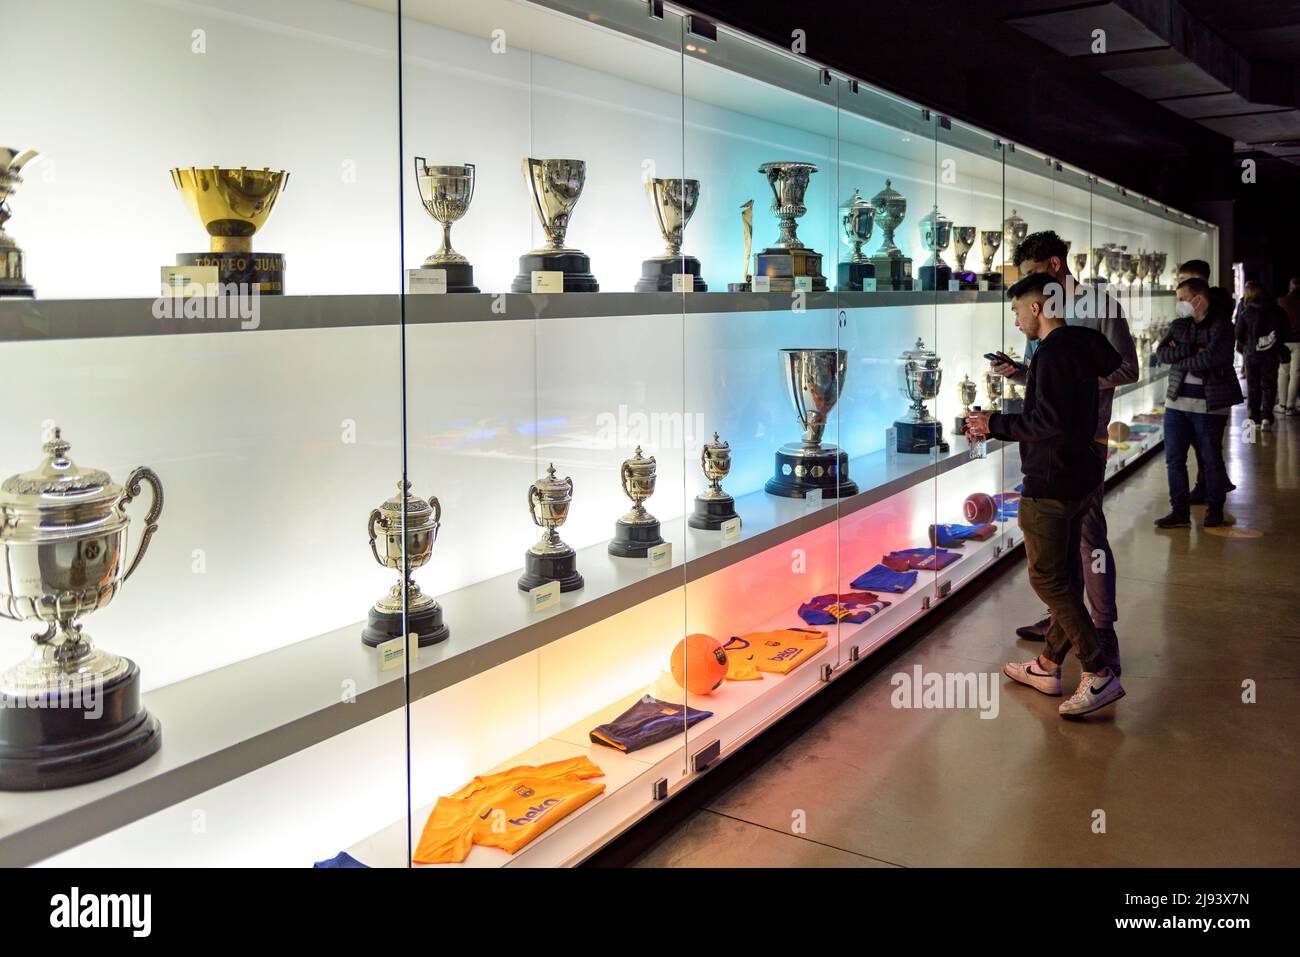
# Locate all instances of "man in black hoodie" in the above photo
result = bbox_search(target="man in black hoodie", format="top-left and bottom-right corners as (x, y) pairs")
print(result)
(965, 273), (1125, 717)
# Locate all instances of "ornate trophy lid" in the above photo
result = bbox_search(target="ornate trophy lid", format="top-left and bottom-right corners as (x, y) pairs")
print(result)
(534, 462), (572, 497)
(0, 428), (119, 509)
(624, 445), (656, 475)
(901, 337), (938, 362)
(1003, 208), (1026, 231)
(871, 178), (905, 208)
(843, 187), (874, 211)
(374, 479), (435, 524)
(920, 204), (951, 228)
(703, 431), (729, 453)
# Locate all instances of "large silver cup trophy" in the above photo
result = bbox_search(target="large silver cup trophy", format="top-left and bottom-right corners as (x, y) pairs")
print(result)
(0, 148), (39, 298)
(0, 429), (163, 789)
(362, 481), (449, 648)
(838, 187), (876, 290)
(511, 158), (598, 292)
(919, 205), (954, 291)
(636, 177), (706, 291)
(766, 348), (858, 498)
(413, 159), (478, 293)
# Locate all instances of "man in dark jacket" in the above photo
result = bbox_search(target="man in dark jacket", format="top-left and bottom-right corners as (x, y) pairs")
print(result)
(1236, 281), (1282, 427)
(1155, 277), (1243, 529)
(965, 272), (1125, 718)
(1277, 277), (1300, 415)
(1176, 259), (1238, 501)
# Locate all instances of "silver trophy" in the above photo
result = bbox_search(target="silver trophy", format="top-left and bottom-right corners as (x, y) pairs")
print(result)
(766, 348), (858, 498)
(952, 225), (977, 283)
(689, 432), (740, 530)
(753, 161), (827, 291)
(979, 229), (1004, 288)
(920, 205), (954, 291)
(1002, 208), (1028, 279)
(895, 338), (948, 454)
(0, 429), (163, 789)
(518, 464), (583, 592)
(609, 447), (666, 557)
(413, 159), (478, 292)
(362, 481), (449, 648)
(869, 178), (912, 289)
(955, 373), (979, 435)
(838, 187), (876, 290)
(0, 148), (39, 298)
(512, 158), (598, 292)
(636, 177), (706, 291)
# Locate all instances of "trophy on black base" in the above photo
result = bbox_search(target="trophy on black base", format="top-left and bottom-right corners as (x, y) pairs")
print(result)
(895, 338), (949, 454)
(169, 166), (288, 294)
(978, 230), (1003, 290)
(0, 430), (163, 790)
(519, 464), (584, 592)
(1000, 208), (1028, 285)
(838, 188), (876, 291)
(918, 205), (953, 292)
(512, 158), (598, 293)
(0, 148), (38, 298)
(362, 482), (449, 648)
(609, 447), (666, 557)
(636, 178), (706, 292)
(952, 226), (978, 288)
(689, 433), (740, 530)
(753, 162), (827, 292)
(727, 200), (754, 292)
(954, 374), (978, 436)
(766, 348), (859, 499)
(411, 159), (479, 293)
(868, 179), (913, 290)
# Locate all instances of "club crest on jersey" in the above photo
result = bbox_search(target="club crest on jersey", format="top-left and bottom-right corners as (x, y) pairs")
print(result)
(512, 784), (536, 798)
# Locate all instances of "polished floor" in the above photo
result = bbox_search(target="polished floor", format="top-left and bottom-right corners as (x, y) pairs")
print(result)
(628, 405), (1300, 867)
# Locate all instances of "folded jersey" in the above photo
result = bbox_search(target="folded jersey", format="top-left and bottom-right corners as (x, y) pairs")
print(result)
(313, 851), (368, 868)
(590, 696), (713, 752)
(928, 522), (996, 547)
(727, 628), (828, 674)
(414, 756), (606, 864)
(798, 591), (890, 625)
(850, 563), (919, 593)
(883, 547), (963, 571)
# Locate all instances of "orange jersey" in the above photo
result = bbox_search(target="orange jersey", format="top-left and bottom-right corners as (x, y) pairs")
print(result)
(414, 756), (605, 864)
(732, 627), (828, 674)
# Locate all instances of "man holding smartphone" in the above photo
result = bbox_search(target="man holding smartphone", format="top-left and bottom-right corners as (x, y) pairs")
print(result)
(967, 273), (1125, 717)
(991, 231), (1137, 676)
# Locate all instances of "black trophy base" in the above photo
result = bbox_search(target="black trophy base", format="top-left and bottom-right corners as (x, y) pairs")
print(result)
(727, 282), (752, 292)
(0, 660), (161, 791)
(919, 263), (953, 291)
(0, 280), (35, 298)
(953, 269), (978, 289)
(688, 495), (739, 530)
(755, 247), (828, 292)
(511, 251), (599, 292)
(765, 446), (858, 499)
(608, 518), (665, 558)
(977, 271), (1003, 290)
(869, 255), (914, 290)
(838, 260), (876, 291)
(518, 547), (584, 592)
(417, 260), (479, 293)
(361, 602), (449, 648)
(177, 251), (286, 295)
(1000, 397), (1025, 415)
(895, 419), (950, 455)
(635, 256), (707, 292)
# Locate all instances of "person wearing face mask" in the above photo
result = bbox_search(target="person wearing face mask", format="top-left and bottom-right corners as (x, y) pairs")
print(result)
(1155, 277), (1243, 529)
(966, 272), (1125, 717)
(990, 231), (1136, 676)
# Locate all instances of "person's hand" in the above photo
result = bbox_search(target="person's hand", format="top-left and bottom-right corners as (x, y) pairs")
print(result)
(965, 410), (992, 436)
(990, 359), (1018, 378)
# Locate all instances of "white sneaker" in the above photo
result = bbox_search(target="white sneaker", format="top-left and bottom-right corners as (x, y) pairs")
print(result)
(1273, 404), (1288, 415)
(1004, 658), (1062, 695)
(1059, 671), (1125, 717)
(1261, 420), (1272, 431)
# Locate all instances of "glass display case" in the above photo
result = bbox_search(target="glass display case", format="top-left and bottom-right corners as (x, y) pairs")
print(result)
(0, 0), (1218, 868)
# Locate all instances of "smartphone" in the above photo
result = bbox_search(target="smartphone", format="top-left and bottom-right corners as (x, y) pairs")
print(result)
(984, 351), (1024, 369)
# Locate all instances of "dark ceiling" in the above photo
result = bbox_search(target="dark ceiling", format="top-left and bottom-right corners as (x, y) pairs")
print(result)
(683, 0), (1300, 209)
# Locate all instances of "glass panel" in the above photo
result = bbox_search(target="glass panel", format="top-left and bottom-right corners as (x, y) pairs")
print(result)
(2, 0), (405, 865)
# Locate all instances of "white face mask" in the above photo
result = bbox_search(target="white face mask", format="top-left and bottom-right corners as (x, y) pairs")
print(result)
(1176, 299), (1195, 319)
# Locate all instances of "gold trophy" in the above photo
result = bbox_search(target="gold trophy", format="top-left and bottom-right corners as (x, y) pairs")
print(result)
(728, 199), (755, 291)
(951, 225), (977, 288)
(689, 432), (740, 531)
(1001, 209), (1028, 283)
(0, 148), (39, 298)
(955, 373), (978, 435)
(362, 481), (448, 648)
(609, 447), (665, 557)
(169, 166), (289, 294)
(518, 464), (583, 592)
(978, 229), (1003, 290)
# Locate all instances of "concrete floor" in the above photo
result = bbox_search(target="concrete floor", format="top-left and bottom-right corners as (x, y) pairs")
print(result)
(632, 406), (1300, 867)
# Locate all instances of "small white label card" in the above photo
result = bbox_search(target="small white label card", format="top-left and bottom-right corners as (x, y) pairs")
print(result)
(948, 279), (961, 292)
(861, 278), (877, 292)
(671, 273), (694, 293)
(530, 580), (560, 612)
(649, 542), (672, 569)
(531, 270), (564, 294)
(805, 487), (823, 509)
(378, 633), (421, 672)
(161, 265), (220, 297)
(406, 268), (447, 294)
(721, 517), (742, 541)
(885, 427), (899, 466)
(978, 279), (990, 292)
(794, 276), (813, 292)
(752, 275), (772, 292)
